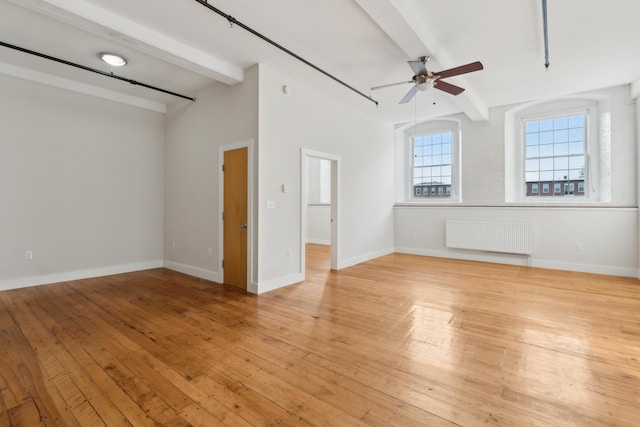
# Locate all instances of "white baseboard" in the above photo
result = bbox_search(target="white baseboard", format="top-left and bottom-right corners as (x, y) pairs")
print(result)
(163, 261), (303, 294)
(306, 238), (331, 245)
(256, 273), (304, 294)
(163, 261), (221, 284)
(394, 247), (531, 267)
(0, 260), (164, 292)
(394, 246), (639, 278)
(531, 259), (638, 278)
(337, 247), (394, 270)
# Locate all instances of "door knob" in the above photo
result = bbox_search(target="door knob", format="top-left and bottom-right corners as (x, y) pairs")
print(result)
(240, 223), (248, 228)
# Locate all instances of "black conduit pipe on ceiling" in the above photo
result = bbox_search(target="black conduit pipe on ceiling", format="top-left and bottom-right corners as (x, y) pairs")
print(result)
(193, 0), (379, 106)
(542, 0), (550, 69)
(0, 41), (196, 102)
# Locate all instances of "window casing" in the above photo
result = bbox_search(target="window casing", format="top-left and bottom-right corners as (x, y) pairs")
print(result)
(402, 119), (461, 203)
(412, 130), (453, 199)
(523, 111), (587, 198)
(505, 96), (610, 204)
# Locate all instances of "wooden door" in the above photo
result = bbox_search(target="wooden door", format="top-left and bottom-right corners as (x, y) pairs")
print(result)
(223, 147), (248, 289)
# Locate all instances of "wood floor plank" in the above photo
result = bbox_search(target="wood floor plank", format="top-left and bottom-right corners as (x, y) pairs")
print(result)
(8, 303), (107, 427)
(0, 390), (10, 427)
(40, 282), (197, 426)
(29, 287), (152, 427)
(0, 298), (14, 330)
(47, 279), (263, 426)
(72, 284), (367, 426)
(1, 244), (639, 426)
(0, 317), (78, 427)
(7, 399), (45, 426)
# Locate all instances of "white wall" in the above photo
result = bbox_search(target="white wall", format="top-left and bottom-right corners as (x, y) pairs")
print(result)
(3, 68), (635, 294)
(258, 64), (395, 290)
(164, 66), (259, 285)
(0, 75), (165, 290)
(166, 63), (395, 292)
(395, 206), (637, 277)
(307, 206), (331, 245)
(394, 85), (639, 277)
(306, 156), (331, 204)
(306, 156), (331, 244)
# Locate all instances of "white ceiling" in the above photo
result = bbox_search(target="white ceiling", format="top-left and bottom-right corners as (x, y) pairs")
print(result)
(1, 0), (639, 122)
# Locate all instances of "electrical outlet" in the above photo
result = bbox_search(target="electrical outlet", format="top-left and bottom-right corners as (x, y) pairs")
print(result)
(575, 242), (583, 252)
(25, 251), (33, 260)
(172, 241), (176, 249)
(208, 247), (213, 256)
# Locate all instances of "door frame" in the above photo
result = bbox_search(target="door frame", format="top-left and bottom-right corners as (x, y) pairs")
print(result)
(300, 149), (340, 275)
(219, 140), (254, 290)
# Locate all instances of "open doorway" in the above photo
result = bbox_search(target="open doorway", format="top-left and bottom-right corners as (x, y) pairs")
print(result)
(300, 149), (339, 276)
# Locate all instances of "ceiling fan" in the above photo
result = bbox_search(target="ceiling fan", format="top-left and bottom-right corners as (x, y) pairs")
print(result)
(372, 56), (483, 104)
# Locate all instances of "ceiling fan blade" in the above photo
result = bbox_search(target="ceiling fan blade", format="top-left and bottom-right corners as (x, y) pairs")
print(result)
(371, 80), (413, 91)
(399, 85), (418, 104)
(434, 79), (465, 95)
(408, 60), (427, 76)
(435, 61), (483, 79)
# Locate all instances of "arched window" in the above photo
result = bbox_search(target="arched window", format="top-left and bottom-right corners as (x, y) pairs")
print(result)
(396, 119), (462, 203)
(505, 95), (611, 204)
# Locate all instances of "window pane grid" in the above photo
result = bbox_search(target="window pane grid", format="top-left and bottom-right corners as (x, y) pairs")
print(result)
(413, 130), (452, 198)
(524, 113), (586, 197)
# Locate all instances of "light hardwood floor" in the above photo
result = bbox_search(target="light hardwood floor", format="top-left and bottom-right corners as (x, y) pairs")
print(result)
(1, 244), (639, 426)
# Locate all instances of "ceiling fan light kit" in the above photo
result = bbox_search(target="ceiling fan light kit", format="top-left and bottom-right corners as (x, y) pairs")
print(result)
(372, 55), (483, 104)
(416, 75), (432, 91)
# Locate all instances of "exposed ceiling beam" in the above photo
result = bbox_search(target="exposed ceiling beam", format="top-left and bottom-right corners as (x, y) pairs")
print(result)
(8, 0), (244, 85)
(353, 0), (426, 59)
(0, 61), (166, 113)
(356, 0), (489, 121)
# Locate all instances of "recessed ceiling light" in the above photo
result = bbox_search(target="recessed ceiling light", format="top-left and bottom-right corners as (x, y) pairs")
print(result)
(100, 53), (127, 67)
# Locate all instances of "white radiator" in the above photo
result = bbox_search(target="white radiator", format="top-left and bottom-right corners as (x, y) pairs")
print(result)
(445, 220), (534, 255)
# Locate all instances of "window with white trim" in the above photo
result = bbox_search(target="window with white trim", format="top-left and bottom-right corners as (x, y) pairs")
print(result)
(412, 130), (453, 199)
(523, 112), (587, 198)
(402, 119), (461, 203)
(505, 96), (611, 204)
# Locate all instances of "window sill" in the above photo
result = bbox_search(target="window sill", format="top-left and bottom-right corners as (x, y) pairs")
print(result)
(393, 203), (635, 210)
(395, 200), (462, 207)
(505, 196), (612, 207)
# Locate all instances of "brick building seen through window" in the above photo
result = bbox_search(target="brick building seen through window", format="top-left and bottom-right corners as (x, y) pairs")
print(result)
(414, 183), (451, 198)
(525, 179), (585, 196)
(524, 113), (587, 198)
(412, 130), (453, 199)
